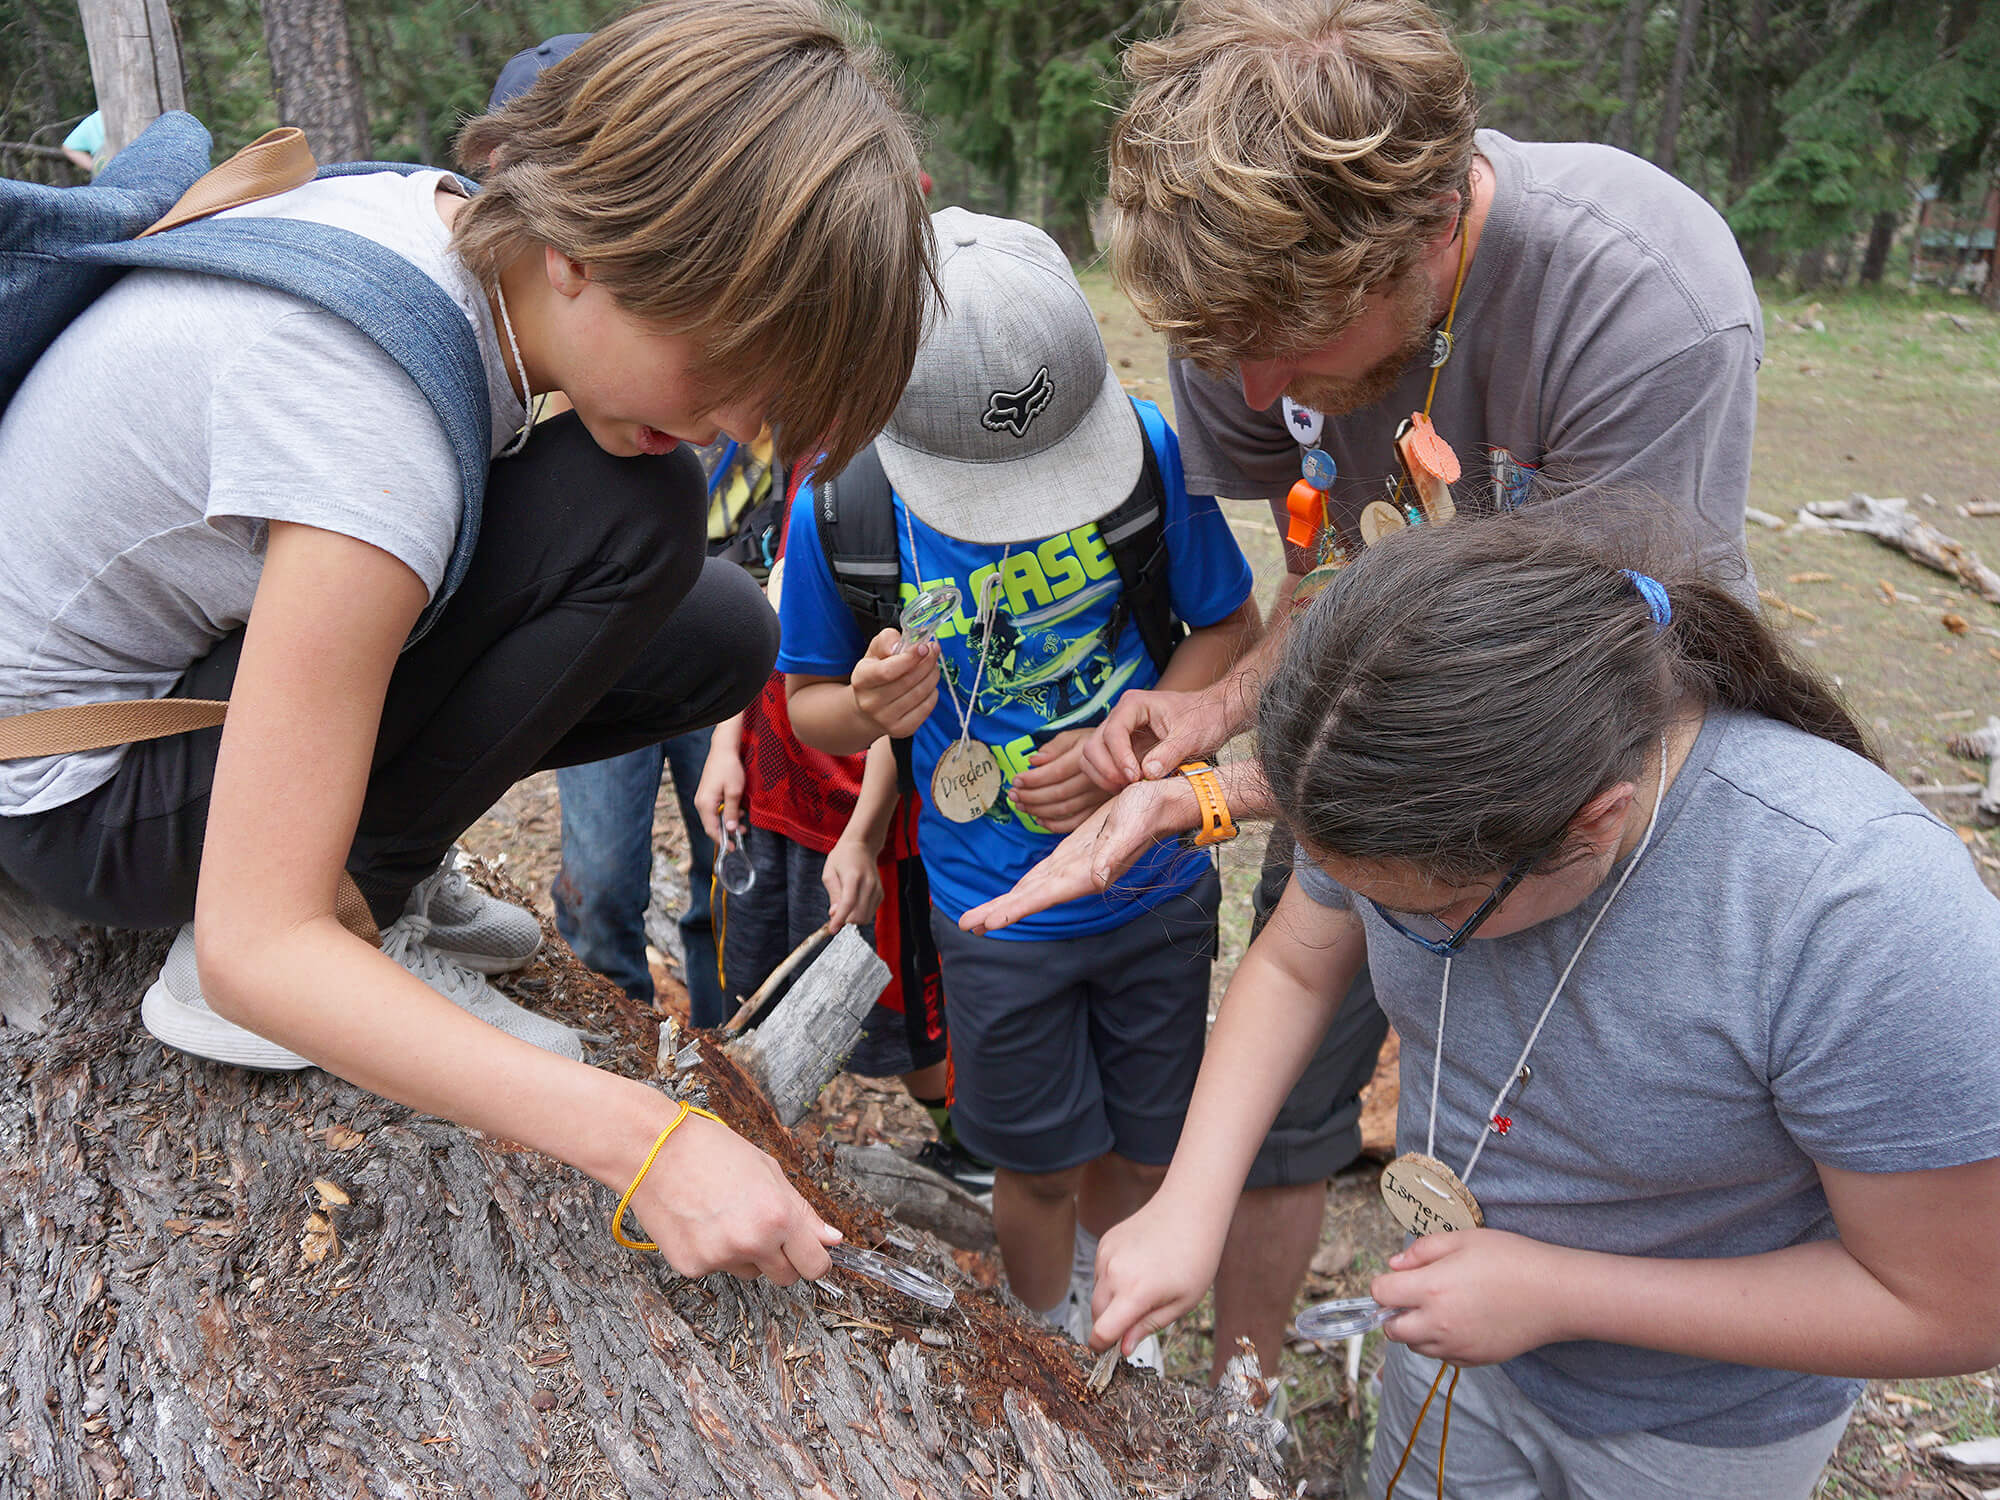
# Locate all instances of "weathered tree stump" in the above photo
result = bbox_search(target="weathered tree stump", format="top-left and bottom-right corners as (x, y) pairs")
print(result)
(0, 865), (1283, 1498)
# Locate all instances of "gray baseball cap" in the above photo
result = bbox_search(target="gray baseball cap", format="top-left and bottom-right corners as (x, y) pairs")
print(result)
(876, 208), (1141, 545)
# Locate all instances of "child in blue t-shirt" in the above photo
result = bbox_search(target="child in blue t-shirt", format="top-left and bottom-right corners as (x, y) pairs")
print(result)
(782, 209), (1258, 1348)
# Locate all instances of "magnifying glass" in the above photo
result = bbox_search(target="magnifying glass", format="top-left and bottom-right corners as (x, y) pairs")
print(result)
(896, 585), (961, 653)
(1294, 1295), (1401, 1341)
(829, 1244), (955, 1310)
(716, 828), (755, 895)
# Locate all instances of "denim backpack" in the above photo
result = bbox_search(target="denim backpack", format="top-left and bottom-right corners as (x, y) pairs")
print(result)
(0, 111), (491, 643)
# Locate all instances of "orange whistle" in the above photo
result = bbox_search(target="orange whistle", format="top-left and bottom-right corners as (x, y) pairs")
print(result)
(1286, 477), (1326, 548)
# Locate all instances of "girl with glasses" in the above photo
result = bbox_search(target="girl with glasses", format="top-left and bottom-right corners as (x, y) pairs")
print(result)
(1086, 505), (2000, 1499)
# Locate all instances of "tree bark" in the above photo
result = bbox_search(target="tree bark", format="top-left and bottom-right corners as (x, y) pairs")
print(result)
(0, 866), (1286, 1498)
(1654, 0), (1705, 176)
(259, 0), (370, 164)
(1610, 0), (1649, 153)
(1858, 207), (1901, 285)
(76, 0), (186, 158)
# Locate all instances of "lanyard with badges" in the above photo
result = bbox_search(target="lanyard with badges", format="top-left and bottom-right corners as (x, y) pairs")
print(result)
(1282, 219), (1473, 610)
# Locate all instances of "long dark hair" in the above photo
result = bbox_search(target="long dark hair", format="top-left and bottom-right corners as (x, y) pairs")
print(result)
(1259, 505), (1874, 884)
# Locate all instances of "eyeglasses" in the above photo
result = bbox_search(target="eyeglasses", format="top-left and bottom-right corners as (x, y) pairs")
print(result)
(1367, 850), (1540, 957)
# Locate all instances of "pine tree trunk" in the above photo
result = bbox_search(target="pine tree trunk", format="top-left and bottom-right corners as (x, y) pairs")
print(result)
(1610, 0), (1649, 153)
(1654, 0), (1705, 176)
(1858, 208), (1900, 286)
(76, 0), (186, 157)
(259, 0), (370, 164)
(0, 867), (1287, 1498)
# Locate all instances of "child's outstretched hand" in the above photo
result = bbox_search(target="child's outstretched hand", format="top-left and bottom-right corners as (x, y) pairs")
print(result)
(822, 835), (885, 929)
(695, 739), (746, 843)
(851, 628), (940, 739)
(1088, 1193), (1224, 1357)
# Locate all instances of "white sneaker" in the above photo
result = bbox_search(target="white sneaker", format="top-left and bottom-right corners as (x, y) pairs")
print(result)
(141, 917), (585, 1069)
(1057, 1283), (1094, 1344)
(141, 926), (312, 1071)
(403, 852), (542, 974)
(1125, 1333), (1164, 1374)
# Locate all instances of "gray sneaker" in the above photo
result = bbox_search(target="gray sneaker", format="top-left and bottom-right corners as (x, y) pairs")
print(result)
(141, 926), (311, 1071)
(403, 853), (542, 974)
(141, 917), (584, 1069)
(377, 914), (583, 1060)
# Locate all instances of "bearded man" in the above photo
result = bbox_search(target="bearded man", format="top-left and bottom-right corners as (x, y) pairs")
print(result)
(964, 0), (1762, 1398)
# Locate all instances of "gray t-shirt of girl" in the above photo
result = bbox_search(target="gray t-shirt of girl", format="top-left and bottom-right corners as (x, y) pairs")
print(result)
(1290, 711), (2000, 1444)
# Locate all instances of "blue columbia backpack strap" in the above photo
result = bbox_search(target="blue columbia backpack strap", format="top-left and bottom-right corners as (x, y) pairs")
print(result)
(2, 113), (491, 644)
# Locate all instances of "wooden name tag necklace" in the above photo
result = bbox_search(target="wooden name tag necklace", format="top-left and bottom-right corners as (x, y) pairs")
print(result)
(903, 504), (1006, 822)
(1382, 734), (1669, 1239)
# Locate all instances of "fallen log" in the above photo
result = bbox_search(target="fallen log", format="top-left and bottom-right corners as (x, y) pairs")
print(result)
(836, 1144), (999, 1255)
(1798, 494), (2000, 605)
(1947, 716), (2000, 822)
(0, 862), (1285, 1499)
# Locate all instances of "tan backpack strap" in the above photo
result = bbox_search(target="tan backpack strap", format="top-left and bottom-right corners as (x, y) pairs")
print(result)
(139, 127), (318, 239)
(0, 698), (229, 759)
(0, 698), (382, 945)
(335, 873), (381, 945)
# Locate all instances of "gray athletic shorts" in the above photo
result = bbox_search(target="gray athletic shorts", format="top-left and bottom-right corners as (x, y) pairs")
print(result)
(1245, 825), (1388, 1190)
(928, 866), (1221, 1175)
(1371, 1344), (1852, 1500)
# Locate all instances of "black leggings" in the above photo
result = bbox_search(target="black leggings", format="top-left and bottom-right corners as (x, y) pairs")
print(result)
(0, 412), (778, 930)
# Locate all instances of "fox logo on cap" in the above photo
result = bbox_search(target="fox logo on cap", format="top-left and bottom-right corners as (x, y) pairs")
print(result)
(982, 367), (1055, 439)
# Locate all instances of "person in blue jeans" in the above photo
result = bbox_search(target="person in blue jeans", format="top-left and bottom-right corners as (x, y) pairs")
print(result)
(554, 730), (721, 1020)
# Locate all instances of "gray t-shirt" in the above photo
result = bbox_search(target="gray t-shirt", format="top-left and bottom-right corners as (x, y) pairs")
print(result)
(0, 169), (524, 816)
(1171, 131), (1762, 592)
(1293, 711), (2000, 1444)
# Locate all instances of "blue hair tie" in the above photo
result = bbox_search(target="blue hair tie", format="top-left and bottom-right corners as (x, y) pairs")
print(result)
(1620, 570), (1672, 629)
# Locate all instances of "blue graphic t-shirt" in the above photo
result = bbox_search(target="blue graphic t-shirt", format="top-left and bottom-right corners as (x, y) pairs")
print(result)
(777, 401), (1254, 940)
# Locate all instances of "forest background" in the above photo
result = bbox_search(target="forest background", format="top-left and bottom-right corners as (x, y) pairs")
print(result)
(1, 0), (1997, 299)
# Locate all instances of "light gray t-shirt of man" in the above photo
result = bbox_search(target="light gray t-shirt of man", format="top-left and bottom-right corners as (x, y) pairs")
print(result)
(1290, 711), (2000, 1445)
(0, 169), (524, 816)
(1171, 130), (1762, 595)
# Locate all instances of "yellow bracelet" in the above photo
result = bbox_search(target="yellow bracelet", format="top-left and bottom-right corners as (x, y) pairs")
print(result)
(611, 1100), (726, 1250)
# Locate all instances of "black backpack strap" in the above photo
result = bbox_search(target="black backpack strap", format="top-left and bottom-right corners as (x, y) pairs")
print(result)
(814, 444), (918, 791)
(817, 444), (902, 639)
(1098, 403), (1185, 676)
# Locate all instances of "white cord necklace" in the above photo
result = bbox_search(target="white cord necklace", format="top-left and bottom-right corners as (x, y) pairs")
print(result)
(1381, 734), (1671, 1237)
(491, 276), (537, 458)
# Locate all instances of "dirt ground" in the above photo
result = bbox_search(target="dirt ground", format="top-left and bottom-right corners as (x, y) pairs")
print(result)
(463, 277), (2000, 1500)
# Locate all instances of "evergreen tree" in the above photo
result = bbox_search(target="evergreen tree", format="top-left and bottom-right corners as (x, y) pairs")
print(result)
(857, 0), (1172, 258)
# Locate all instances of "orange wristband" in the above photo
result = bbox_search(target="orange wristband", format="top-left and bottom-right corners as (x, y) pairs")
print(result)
(1176, 759), (1238, 848)
(612, 1100), (727, 1250)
